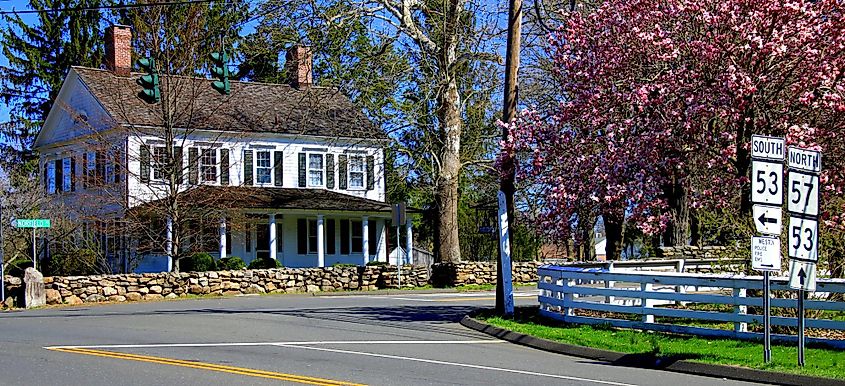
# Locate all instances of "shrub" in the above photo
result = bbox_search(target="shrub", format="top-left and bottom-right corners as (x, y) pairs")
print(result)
(366, 261), (388, 266)
(181, 253), (217, 272)
(217, 256), (246, 270)
(331, 263), (358, 268)
(45, 249), (100, 276)
(247, 257), (282, 269)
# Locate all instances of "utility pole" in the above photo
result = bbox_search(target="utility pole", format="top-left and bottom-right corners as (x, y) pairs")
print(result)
(498, 0), (522, 315)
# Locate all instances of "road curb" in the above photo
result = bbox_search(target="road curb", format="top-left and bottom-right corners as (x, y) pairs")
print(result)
(460, 315), (842, 386)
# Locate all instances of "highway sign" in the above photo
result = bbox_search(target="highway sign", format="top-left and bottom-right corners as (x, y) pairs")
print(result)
(751, 161), (783, 205)
(788, 147), (822, 173)
(753, 205), (782, 235)
(787, 171), (819, 217)
(789, 260), (816, 292)
(751, 236), (781, 272)
(751, 135), (785, 160)
(788, 216), (818, 262)
(13, 219), (51, 228)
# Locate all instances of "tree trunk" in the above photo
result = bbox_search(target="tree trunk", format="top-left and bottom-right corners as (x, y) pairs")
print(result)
(662, 178), (690, 247)
(435, 60), (462, 263)
(579, 217), (595, 261)
(690, 209), (701, 246)
(603, 209), (625, 261)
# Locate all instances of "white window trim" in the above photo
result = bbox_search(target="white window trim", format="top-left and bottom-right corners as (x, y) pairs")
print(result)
(306, 152), (325, 188)
(255, 150), (273, 186)
(47, 161), (56, 194)
(347, 154), (366, 190)
(62, 157), (72, 192)
(200, 148), (219, 184)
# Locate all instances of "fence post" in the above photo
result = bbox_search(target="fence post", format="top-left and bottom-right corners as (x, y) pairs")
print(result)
(641, 282), (654, 324)
(675, 259), (687, 306)
(562, 274), (575, 318)
(734, 287), (748, 333)
(604, 261), (615, 304)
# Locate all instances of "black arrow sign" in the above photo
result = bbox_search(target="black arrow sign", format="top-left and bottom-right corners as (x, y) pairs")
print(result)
(798, 268), (806, 286)
(758, 212), (778, 226)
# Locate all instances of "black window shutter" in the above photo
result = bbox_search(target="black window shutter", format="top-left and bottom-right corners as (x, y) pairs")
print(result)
(71, 157), (78, 191)
(245, 223), (252, 252)
(326, 219), (336, 255)
(326, 154), (335, 189)
(220, 148), (230, 185)
(140, 145), (150, 183)
(173, 146), (183, 184)
(366, 155), (375, 190)
(340, 220), (350, 255)
(274, 151), (283, 186)
(298, 153), (306, 187)
(43, 163), (48, 192)
(55, 159), (63, 192)
(113, 149), (121, 184)
(338, 155), (347, 190)
(226, 220), (232, 255)
(188, 147), (198, 185)
(243, 150), (253, 186)
(368, 219), (377, 255)
(297, 218), (307, 254)
(82, 153), (88, 189)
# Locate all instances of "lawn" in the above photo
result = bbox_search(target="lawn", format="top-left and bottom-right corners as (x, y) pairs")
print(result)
(479, 308), (845, 380)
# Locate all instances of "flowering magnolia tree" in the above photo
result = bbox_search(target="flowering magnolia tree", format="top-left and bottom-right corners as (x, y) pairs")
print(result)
(505, 0), (845, 268)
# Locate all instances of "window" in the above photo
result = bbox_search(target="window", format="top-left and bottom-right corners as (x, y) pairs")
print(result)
(351, 220), (363, 253)
(308, 219), (318, 253)
(349, 155), (365, 188)
(152, 146), (167, 180)
(62, 158), (72, 192)
(85, 151), (95, 186)
(297, 218), (322, 254)
(256, 150), (272, 184)
(47, 161), (56, 194)
(201, 149), (217, 182)
(308, 154), (324, 187)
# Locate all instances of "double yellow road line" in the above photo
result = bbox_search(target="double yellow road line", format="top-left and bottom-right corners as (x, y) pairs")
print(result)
(47, 347), (364, 385)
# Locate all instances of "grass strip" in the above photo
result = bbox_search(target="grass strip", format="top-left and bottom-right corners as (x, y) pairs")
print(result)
(479, 308), (845, 380)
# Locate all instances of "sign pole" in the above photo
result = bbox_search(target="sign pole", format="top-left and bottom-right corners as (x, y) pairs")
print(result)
(763, 271), (771, 363)
(798, 289), (805, 366)
(397, 224), (402, 289)
(0, 203), (4, 305)
(32, 227), (37, 271)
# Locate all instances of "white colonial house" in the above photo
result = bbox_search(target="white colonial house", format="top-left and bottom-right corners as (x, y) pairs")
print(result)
(33, 25), (413, 272)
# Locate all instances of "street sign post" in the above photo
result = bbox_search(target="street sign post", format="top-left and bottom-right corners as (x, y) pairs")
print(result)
(497, 191), (514, 316)
(785, 145), (821, 367)
(391, 203), (407, 288)
(749, 135), (786, 364)
(13, 218), (51, 271)
(752, 205), (782, 235)
(751, 236), (781, 272)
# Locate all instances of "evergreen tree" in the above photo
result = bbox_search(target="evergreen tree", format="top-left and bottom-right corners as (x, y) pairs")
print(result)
(0, 0), (104, 167)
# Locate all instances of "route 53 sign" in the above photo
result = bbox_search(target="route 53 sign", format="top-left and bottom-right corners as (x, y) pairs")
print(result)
(789, 216), (818, 262)
(752, 161), (783, 206)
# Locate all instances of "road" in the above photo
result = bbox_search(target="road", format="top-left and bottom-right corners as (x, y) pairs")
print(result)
(0, 290), (760, 385)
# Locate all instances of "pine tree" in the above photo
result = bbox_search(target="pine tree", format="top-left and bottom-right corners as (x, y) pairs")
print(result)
(0, 0), (104, 167)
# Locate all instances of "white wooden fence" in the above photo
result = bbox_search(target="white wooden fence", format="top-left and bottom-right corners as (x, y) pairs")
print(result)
(538, 265), (845, 348)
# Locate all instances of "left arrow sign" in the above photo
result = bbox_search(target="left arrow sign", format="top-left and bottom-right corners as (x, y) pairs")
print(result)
(753, 205), (782, 235)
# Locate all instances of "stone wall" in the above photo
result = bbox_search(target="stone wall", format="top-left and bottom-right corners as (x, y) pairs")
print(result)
(4, 265), (429, 306)
(656, 246), (739, 260)
(430, 262), (540, 287)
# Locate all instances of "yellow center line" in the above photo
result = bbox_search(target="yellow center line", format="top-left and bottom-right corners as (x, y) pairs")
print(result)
(47, 347), (365, 386)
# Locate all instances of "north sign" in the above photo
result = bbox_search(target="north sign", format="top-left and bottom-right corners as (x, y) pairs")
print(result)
(788, 147), (822, 173)
(751, 236), (781, 272)
(789, 260), (817, 292)
(788, 216), (818, 262)
(751, 161), (783, 206)
(753, 205), (782, 235)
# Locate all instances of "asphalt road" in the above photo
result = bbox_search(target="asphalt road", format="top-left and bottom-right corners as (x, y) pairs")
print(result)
(0, 290), (761, 386)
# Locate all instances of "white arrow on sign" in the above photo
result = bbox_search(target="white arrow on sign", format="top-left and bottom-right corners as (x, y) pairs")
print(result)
(787, 171), (819, 217)
(751, 161), (784, 206)
(788, 216), (818, 262)
(752, 205), (782, 235)
(751, 236), (781, 272)
(789, 260), (816, 292)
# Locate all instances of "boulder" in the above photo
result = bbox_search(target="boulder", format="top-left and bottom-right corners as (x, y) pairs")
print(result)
(64, 295), (83, 305)
(108, 295), (127, 302)
(102, 287), (118, 296)
(24, 268), (46, 308)
(124, 292), (142, 301)
(85, 294), (106, 303)
(45, 289), (62, 305)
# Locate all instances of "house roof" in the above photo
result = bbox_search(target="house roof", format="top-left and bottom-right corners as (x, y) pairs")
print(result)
(72, 66), (387, 140)
(137, 186), (403, 213)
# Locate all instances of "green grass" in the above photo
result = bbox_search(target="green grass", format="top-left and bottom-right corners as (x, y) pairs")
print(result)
(479, 309), (845, 380)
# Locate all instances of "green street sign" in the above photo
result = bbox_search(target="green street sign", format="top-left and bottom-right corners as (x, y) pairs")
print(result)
(14, 219), (51, 228)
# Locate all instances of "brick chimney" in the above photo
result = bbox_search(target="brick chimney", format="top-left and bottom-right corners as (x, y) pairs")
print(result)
(105, 25), (132, 77)
(285, 45), (313, 89)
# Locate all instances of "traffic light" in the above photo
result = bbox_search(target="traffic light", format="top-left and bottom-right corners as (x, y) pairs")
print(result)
(136, 58), (160, 103)
(209, 51), (230, 95)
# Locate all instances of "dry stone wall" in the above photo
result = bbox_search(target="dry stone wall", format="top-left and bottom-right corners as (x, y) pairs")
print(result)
(656, 246), (738, 260)
(430, 262), (540, 287)
(4, 265), (429, 306)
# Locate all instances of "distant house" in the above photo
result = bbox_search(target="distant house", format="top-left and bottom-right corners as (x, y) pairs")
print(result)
(33, 25), (414, 272)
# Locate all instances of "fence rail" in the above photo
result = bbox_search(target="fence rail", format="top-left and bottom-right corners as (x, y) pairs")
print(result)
(542, 258), (748, 273)
(538, 265), (845, 348)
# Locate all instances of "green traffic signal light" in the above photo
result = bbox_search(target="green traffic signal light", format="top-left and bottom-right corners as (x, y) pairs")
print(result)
(136, 57), (160, 103)
(209, 51), (230, 95)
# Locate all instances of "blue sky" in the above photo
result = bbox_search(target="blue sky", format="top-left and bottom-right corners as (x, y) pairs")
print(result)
(0, 0), (37, 124)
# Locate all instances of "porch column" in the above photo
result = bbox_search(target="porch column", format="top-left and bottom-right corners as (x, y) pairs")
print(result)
(406, 216), (413, 265)
(362, 216), (369, 265)
(219, 217), (227, 259)
(165, 216), (173, 272)
(269, 214), (277, 261)
(317, 215), (325, 267)
(376, 219), (387, 263)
